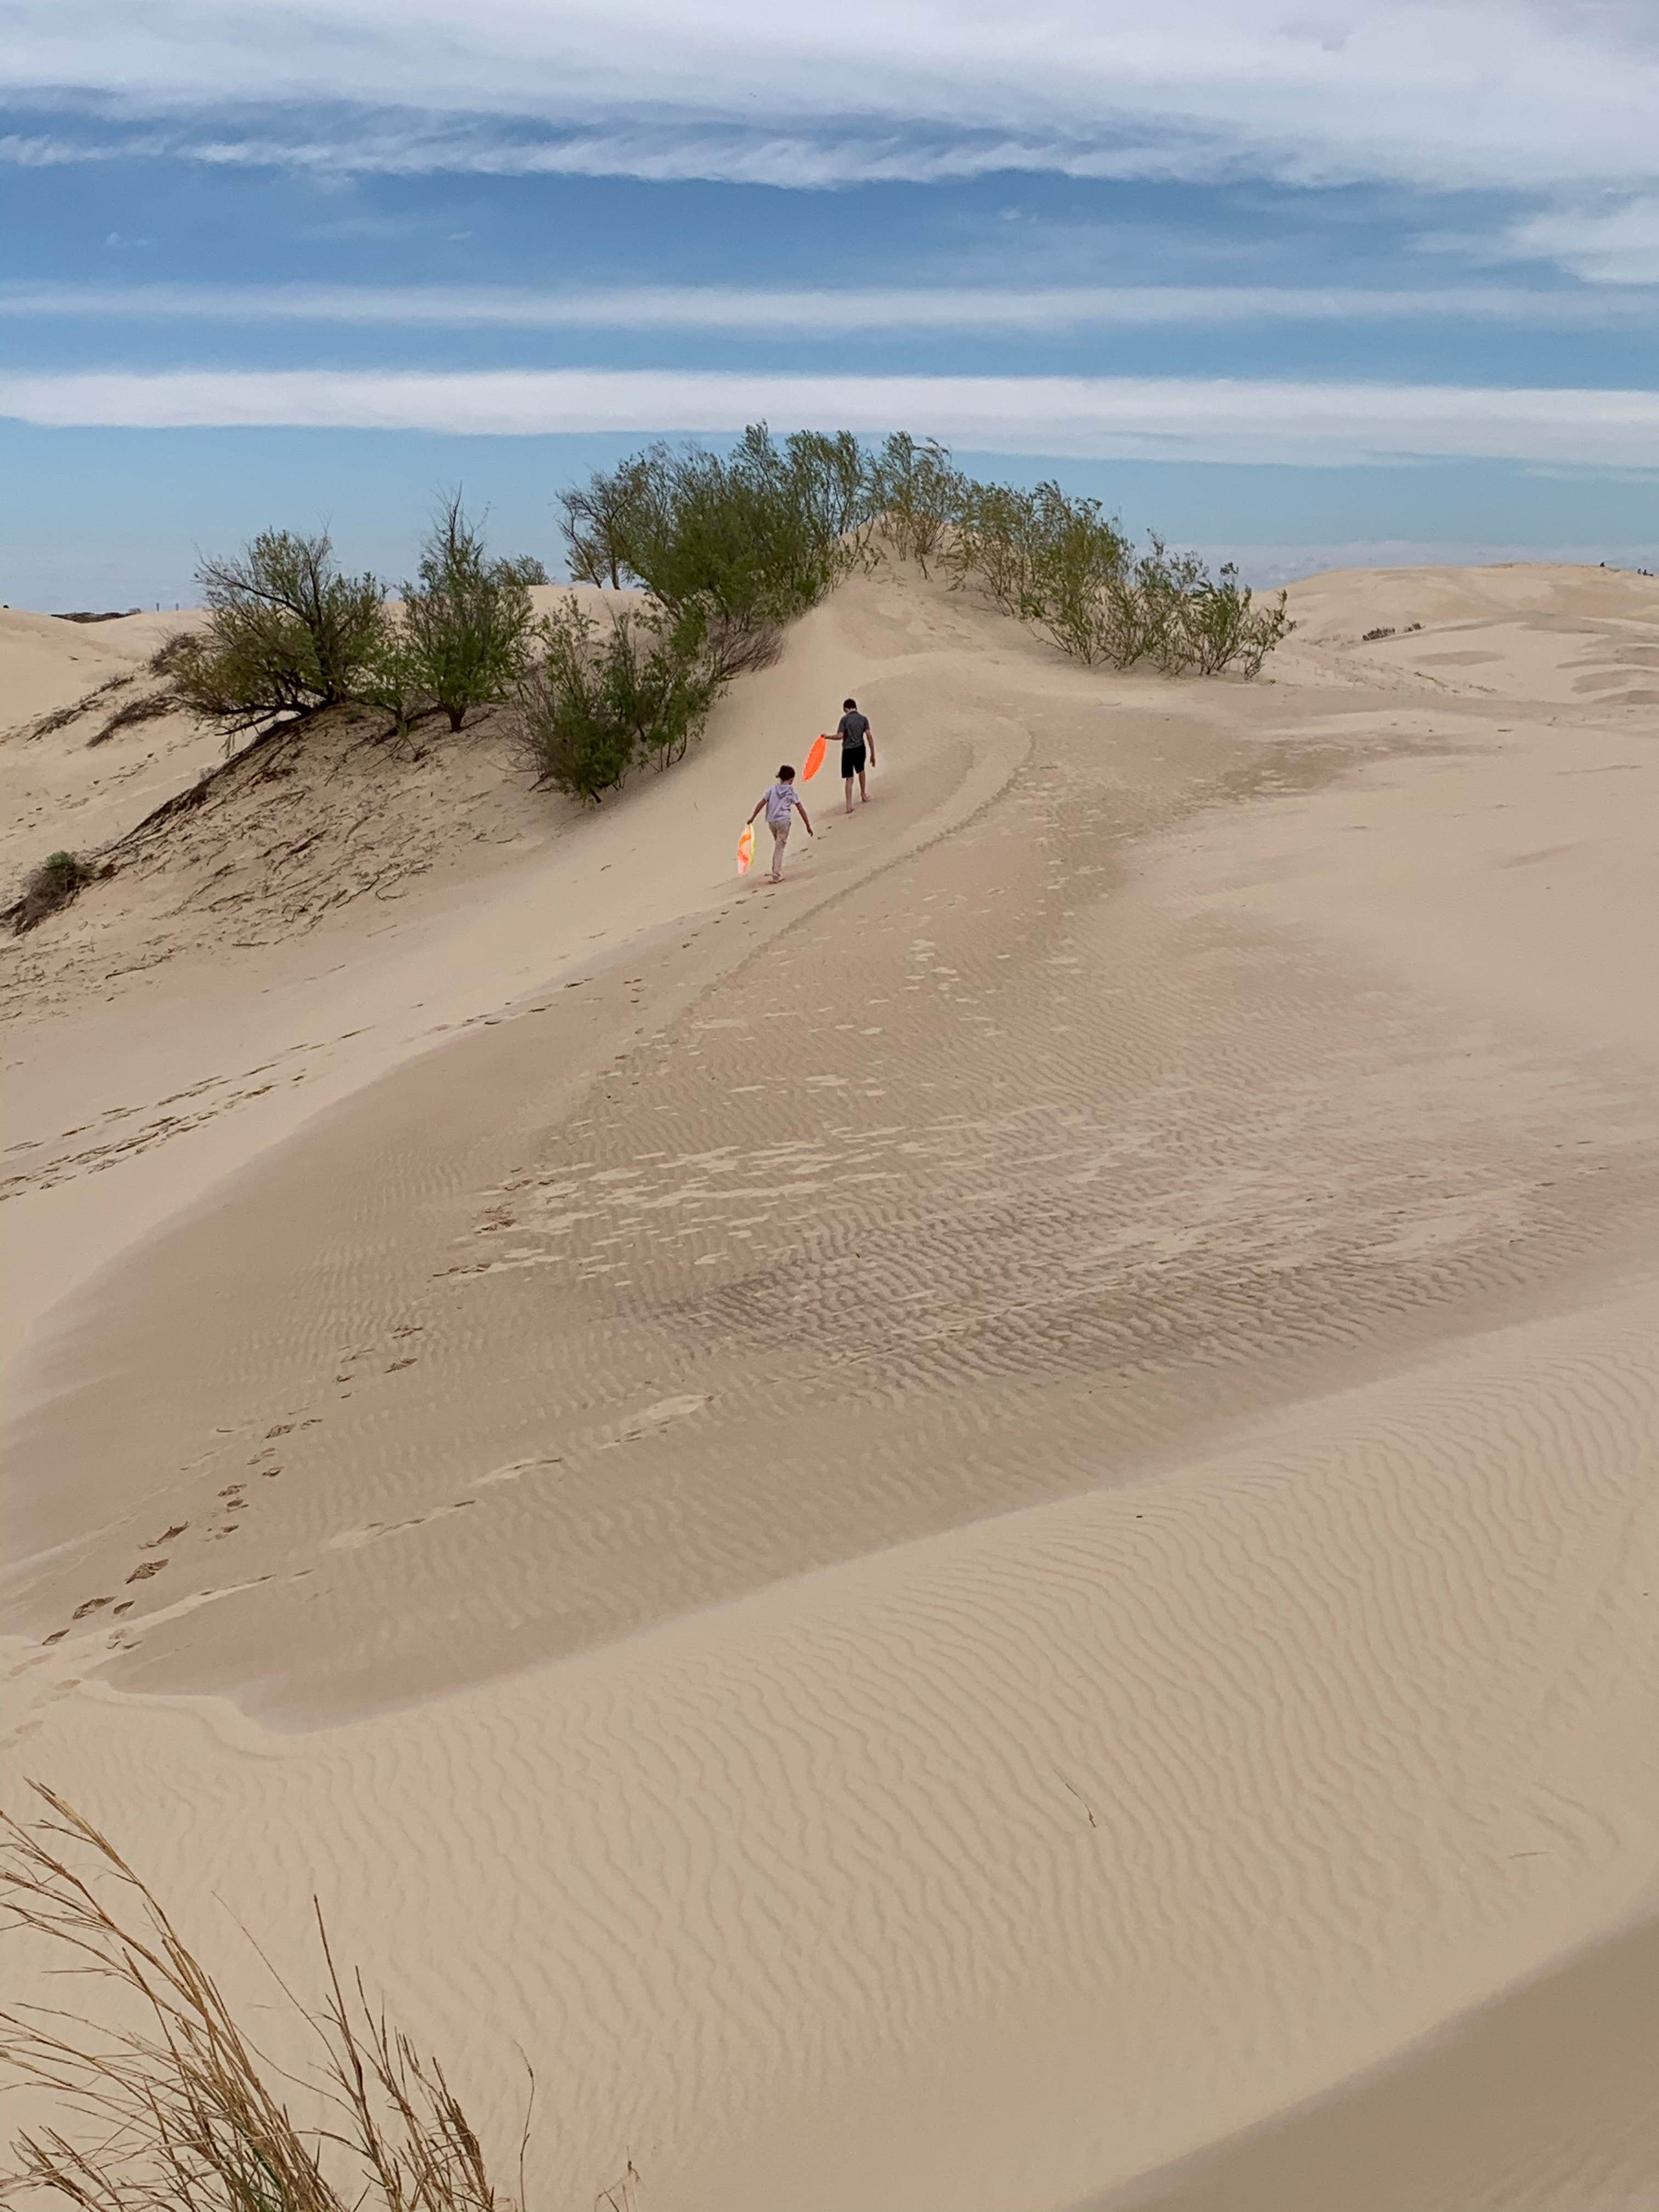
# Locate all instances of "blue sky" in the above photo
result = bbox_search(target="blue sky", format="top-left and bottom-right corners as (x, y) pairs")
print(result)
(3, 0), (1657, 607)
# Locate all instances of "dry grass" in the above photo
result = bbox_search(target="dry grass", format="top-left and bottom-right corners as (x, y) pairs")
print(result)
(87, 693), (177, 748)
(0, 1788), (531, 2212)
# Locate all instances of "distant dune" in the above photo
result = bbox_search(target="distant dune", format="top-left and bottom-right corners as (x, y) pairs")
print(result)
(7, 559), (1659, 2212)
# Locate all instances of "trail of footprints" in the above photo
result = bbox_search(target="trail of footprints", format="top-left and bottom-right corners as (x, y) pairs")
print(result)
(40, 1319), (431, 1646)
(38, 1312), (715, 1651)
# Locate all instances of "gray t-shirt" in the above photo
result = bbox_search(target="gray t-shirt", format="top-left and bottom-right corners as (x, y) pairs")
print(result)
(837, 712), (870, 748)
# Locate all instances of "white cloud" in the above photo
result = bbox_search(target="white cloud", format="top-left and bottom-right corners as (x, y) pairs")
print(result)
(3, 366), (1657, 469)
(2, 0), (1657, 198)
(2, 280), (1655, 332)
(1503, 199), (1659, 285)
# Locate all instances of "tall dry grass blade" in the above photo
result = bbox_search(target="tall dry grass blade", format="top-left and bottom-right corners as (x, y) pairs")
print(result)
(1, 1788), (527, 2212)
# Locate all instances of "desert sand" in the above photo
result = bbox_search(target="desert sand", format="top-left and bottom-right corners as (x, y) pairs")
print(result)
(5, 560), (1659, 2210)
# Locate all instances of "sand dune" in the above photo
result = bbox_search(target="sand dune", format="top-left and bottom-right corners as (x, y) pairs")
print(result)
(6, 560), (1659, 2210)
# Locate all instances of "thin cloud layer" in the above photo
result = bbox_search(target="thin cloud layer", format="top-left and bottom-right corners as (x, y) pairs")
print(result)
(4, 281), (1657, 332)
(4, 0), (1657, 198)
(4, 366), (1656, 469)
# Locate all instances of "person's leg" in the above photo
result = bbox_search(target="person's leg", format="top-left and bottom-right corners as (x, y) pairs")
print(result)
(857, 765), (869, 802)
(843, 770), (855, 815)
(770, 821), (791, 880)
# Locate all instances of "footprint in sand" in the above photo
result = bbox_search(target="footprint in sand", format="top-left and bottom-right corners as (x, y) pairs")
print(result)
(127, 1559), (168, 1582)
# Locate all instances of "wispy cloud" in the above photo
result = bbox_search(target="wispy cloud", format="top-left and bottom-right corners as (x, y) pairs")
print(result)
(3, 280), (1656, 333)
(3, 366), (1657, 469)
(1502, 199), (1659, 286)
(4, 0), (1658, 200)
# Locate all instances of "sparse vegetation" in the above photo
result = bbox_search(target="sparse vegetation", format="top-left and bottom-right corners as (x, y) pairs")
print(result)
(922, 475), (1290, 677)
(0, 1788), (527, 2212)
(517, 599), (720, 803)
(556, 425), (868, 676)
(566, 424), (1291, 684)
(170, 531), (387, 736)
(88, 691), (176, 747)
(16, 673), (137, 744)
(865, 433), (966, 579)
(11, 850), (96, 934)
(392, 496), (538, 733)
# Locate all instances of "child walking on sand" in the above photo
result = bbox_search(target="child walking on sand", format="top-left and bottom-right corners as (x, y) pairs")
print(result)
(837, 697), (875, 812)
(748, 764), (814, 883)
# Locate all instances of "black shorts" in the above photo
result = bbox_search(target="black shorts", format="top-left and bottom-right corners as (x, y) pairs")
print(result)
(841, 742), (867, 777)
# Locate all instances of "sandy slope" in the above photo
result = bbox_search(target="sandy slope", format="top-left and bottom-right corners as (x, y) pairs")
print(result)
(0, 606), (217, 886)
(5, 561), (1659, 2211)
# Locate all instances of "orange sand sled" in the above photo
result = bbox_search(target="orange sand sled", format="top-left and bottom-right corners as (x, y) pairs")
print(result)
(736, 822), (754, 873)
(802, 734), (830, 780)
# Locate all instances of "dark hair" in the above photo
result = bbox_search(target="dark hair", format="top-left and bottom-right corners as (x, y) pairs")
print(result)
(777, 763), (795, 781)
(843, 697), (857, 710)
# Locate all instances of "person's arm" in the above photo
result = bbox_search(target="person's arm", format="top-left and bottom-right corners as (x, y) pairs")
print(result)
(866, 721), (876, 765)
(797, 802), (814, 836)
(748, 796), (765, 825)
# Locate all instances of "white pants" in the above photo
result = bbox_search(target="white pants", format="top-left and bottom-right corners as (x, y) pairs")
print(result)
(769, 820), (791, 878)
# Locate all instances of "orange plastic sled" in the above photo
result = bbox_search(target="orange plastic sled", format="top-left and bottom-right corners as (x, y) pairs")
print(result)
(802, 733), (830, 780)
(736, 822), (755, 873)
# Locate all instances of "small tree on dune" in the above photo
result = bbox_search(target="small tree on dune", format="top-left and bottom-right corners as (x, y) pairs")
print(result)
(396, 494), (537, 732)
(171, 529), (386, 733)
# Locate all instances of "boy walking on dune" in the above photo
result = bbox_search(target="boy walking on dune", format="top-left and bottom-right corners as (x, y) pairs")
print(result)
(837, 697), (874, 813)
(748, 763), (814, 883)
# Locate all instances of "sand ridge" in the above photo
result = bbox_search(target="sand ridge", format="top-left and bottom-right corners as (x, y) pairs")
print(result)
(6, 560), (1659, 2210)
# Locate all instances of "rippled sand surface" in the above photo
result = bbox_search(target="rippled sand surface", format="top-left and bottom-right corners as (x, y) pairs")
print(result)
(7, 562), (1659, 2210)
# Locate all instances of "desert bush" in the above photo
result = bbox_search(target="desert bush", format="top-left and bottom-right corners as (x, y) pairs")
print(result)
(557, 425), (862, 652)
(0, 1788), (527, 2212)
(936, 474), (1290, 679)
(1177, 562), (1293, 678)
(395, 496), (537, 733)
(173, 531), (386, 735)
(943, 481), (1041, 614)
(559, 457), (653, 590)
(355, 623), (429, 742)
(500, 555), (550, 588)
(147, 634), (200, 680)
(1016, 485), (1134, 664)
(517, 599), (719, 803)
(11, 850), (96, 934)
(865, 433), (966, 577)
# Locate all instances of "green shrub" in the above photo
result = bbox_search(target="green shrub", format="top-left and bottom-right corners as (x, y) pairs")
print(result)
(517, 599), (719, 803)
(944, 479), (1040, 613)
(172, 530), (386, 733)
(12, 850), (95, 934)
(1017, 484), (1135, 664)
(560, 455), (654, 590)
(355, 622), (428, 741)
(866, 432), (966, 577)
(396, 495), (537, 732)
(1187, 567), (1293, 677)
(500, 554), (550, 587)
(556, 424), (866, 663)
(935, 470), (1291, 679)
